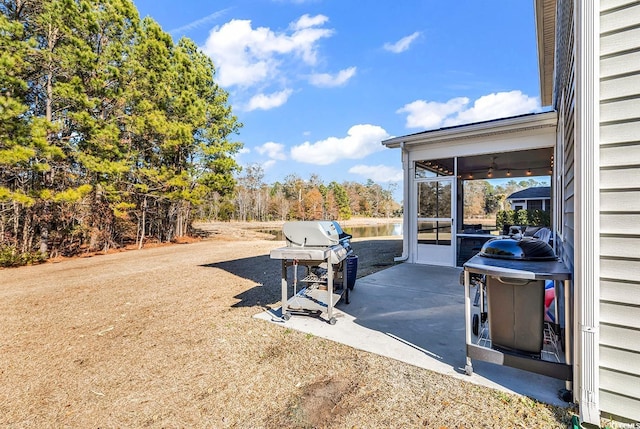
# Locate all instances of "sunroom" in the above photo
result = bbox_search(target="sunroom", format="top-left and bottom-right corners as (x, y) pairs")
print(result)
(382, 110), (557, 267)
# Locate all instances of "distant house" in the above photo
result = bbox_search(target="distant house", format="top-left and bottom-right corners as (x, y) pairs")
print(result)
(382, 1), (640, 424)
(506, 186), (551, 211)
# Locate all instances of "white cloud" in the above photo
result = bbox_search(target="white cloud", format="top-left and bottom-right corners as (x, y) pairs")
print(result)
(290, 124), (390, 165)
(349, 164), (403, 182)
(256, 142), (287, 160)
(383, 31), (421, 53)
(397, 90), (540, 130)
(168, 8), (230, 35)
(246, 89), (293, 111)
(309, 67), (357, 87)
(397, 97), (469, 129)
(202, 15), (333, 88)
(233, 147), (250, 162)
(262, 159), (277, 170)
(291, 14), (328, 31)
(444, 91), (540, 126)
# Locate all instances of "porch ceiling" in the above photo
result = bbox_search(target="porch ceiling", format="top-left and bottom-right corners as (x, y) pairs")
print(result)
(416, 147), (554, 181)
(456, 147), (554, 180)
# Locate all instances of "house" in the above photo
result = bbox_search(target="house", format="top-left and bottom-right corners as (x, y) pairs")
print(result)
(382, 0), (640, 424)
(506, 186), (551, 211)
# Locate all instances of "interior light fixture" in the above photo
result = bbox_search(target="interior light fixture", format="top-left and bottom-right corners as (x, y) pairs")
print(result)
(526, 169), (532, 176)
(506, 170), (511, 176)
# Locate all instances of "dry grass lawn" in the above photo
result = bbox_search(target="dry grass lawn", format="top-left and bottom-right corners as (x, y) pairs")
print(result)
(0, 220), (574, 428)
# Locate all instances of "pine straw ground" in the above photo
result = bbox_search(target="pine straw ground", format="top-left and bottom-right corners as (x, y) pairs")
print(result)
(0, 220), (575, 428)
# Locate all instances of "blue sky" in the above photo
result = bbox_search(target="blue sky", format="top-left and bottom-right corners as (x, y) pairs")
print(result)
(133, 0), (544, 196)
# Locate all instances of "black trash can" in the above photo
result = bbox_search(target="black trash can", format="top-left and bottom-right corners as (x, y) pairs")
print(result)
(346, 254), (358, 290)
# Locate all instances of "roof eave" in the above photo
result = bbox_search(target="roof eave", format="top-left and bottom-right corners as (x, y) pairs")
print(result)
(382, 111), (557, 149)
(535, 0), (557, 107)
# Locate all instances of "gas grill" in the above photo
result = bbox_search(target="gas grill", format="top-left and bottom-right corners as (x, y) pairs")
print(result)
(270, 221), (354, 324)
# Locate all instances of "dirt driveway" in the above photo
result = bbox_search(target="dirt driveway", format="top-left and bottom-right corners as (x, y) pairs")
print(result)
(0, 225), (572, 428)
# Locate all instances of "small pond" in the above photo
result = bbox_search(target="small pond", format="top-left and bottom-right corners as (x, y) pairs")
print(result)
(257, 223), (403, 241)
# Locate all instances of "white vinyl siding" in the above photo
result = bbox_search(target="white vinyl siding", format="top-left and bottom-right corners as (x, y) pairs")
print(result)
(600, 143), (640, 168)
(600, 368), (640, 399)
(598, 0), (640, 421)
(600, 73), (640, 100)
(600, 279), (640, 306)
(600, 98), (640, 123)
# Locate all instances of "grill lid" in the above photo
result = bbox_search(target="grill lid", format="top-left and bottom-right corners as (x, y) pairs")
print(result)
(479, 237), (557, 261)
(282, 221), (351, 247)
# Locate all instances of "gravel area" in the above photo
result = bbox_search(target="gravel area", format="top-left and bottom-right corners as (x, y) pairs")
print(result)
(0, 220), (574, 428)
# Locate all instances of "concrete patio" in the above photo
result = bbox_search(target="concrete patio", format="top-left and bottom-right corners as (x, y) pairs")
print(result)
(255, 262), (568, 407)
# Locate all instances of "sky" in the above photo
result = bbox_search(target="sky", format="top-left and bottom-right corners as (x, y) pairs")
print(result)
(132, 0), (546, 200)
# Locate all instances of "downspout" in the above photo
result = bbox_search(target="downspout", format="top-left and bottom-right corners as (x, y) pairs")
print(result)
(575, 0), (600, 424)
(394, 141), (410, 262)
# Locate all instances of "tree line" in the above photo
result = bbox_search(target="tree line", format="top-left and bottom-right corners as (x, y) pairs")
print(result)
(201, 164), (401, 223)
(1, 0), (242, 260)
(463, 178), (547, 219)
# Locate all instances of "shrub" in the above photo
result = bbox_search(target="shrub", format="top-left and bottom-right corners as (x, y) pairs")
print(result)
(516, 209), (529, 226)
(0, 245), (47, 268)
(496, 210), (515, 231)
(528, 209), (550, 227)
(495, 209), (551, 231)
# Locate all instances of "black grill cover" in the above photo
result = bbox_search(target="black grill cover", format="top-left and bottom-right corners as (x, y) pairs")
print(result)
(479, 237), (557, 261)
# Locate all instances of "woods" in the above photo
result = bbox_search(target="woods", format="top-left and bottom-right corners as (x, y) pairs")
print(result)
(1, 0), (242, 260)
(223, 165), (400, 223)
(462, 178), (546, 219)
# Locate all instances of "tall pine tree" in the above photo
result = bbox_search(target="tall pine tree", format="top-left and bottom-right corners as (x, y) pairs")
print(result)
(1, 0), (242, 260)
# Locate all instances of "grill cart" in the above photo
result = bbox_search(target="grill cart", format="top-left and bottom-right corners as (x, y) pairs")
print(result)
(270, 221), (355, 325)
(463, 236), (573, 400)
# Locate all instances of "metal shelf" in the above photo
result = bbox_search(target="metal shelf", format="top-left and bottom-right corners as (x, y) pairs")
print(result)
(300, 272), (328, 283)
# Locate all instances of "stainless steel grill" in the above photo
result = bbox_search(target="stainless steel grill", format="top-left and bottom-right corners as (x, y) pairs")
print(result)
(270, 221), (354, 324)
(462, 241), (573, 385)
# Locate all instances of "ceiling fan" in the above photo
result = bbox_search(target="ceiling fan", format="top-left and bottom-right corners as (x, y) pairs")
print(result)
(487, 156), (498, 177)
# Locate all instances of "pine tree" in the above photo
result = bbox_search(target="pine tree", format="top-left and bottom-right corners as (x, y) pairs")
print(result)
(0, 2), (65, 254)
(1, 0), (242, 260)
